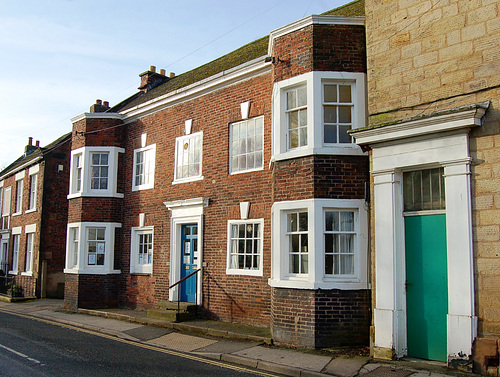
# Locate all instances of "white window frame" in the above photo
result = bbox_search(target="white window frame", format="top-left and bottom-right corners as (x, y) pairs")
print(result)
(10, 227), (22, 275)
(64, 222), (121, 275)
(132, 144), (156, 191)
(13, 174), (24, 215)
(229, 117), (264, 175)
(67, 226), (79, 269)
(27, 166), (39, 213)
(1, 186), (11, 230)
(269, 198), (368, 290)
(22, 226), (36, 276)
(272, 71), (366, 161)
(226, 219), (264, 276)
(323, 82), (355, 144)
(130, 226), (154, 274)
(68, 147), (124, 199)
(324, 209), (357, 277)
(173, 131), (203, 184)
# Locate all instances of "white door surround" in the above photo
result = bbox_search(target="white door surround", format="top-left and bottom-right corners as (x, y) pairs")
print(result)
(164, 197), (207, 305)
(352, 103), (488, 362)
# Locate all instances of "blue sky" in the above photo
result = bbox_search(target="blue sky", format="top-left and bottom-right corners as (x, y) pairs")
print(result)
(0, 0), (351, 169)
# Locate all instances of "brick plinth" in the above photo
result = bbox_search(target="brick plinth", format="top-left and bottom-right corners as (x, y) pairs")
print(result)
(271, 287), (371, 348)
(64, 273), (119, 310)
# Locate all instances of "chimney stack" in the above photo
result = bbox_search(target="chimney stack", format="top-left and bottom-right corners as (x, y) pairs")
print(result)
(25, 137), (38, 156)
(138, 66), (170, 93)
(90, 99), (110, 113)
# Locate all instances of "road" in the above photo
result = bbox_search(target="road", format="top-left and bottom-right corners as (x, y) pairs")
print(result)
(0, 310), (279, 377)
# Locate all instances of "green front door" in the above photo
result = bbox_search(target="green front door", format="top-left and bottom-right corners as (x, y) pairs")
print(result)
(405, 214), (448, 361)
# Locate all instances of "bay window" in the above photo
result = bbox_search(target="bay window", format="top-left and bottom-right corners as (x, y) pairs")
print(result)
(68, 147), (124, 198)
(65, 222), (121, 274)
(272, 71), (366, 161)
(270, 199), (368, 290)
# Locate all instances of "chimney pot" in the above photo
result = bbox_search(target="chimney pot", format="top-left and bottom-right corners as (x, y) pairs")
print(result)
(160, 69), (166, 76)
(169, 72), (175, 78)
(28, 137), (33, 146)
(96, 99), (102, 105)
(149, 65), (156, 72)
(103, 101), (109, 107)
(35, 140), (40, 147)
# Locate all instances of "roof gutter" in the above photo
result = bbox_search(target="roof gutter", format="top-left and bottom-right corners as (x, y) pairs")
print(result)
(0, 156), (43, 182)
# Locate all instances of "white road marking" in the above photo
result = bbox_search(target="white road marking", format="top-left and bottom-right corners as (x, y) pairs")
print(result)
(0, 343), (41, 364)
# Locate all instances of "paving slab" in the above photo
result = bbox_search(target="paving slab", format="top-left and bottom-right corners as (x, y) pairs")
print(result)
(323, 355), (370, 377)
(123, 326), (172, 341)
(232, 345), (331, 373)
(362, 366), (415, 377)
(33, 310), (142, 332)
(194, 340), (260, 354)
(148, 332), (218, 352)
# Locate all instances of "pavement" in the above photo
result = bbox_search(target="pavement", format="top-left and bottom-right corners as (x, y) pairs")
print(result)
(0, 298), (477, 377)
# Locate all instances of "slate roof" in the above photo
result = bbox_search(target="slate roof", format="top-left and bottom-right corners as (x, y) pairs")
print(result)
(109, 0), (365, 114)
(0, 132), (72, 179)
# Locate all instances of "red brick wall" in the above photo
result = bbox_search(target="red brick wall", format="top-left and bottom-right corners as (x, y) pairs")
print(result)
(272, 24), (366, 83)
(40, 137), (71, 297)
(64, 273), (119, 310)
(312, 25), (366, 73)
(114, 73), (275, 327)
(272, 287), (370, 348)
(273, 155), (369, 201)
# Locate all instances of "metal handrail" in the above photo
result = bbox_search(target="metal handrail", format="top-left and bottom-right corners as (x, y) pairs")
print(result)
(169, 268), (201, 289)
(168, 268), (201, 321)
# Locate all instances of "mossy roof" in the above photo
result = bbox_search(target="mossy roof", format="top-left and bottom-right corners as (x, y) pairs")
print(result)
(110, 0), (365, 113)
(0, 132), (71, 179)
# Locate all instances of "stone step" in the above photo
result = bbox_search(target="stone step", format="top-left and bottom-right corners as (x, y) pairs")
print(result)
(157, 300), (198, 313)
(146, 308), (197, 322)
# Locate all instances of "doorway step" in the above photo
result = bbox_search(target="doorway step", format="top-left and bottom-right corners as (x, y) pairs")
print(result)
(147, 300), (199, 322)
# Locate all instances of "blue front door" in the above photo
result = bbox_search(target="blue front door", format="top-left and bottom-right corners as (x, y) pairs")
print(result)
(180, 224), (198, 303)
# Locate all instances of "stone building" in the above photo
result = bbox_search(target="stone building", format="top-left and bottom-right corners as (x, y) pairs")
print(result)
(63, 0), (372, 348)
(351, 0), (500, 372)
(0, 134), (71, 298)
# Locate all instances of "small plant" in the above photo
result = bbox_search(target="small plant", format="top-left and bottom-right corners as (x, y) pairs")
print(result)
(7, 283), (22, 297)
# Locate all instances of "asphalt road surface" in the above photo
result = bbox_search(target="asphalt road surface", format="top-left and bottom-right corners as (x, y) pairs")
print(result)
(0, 310), (279, 377)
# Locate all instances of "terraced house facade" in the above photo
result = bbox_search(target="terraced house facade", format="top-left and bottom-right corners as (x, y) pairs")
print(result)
(63, 1), (371, 348)
(0, 134), (71, 299)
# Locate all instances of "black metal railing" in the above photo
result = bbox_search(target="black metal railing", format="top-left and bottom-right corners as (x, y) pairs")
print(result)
(0, 275), (23, 298)
(168, 268), (201, 320)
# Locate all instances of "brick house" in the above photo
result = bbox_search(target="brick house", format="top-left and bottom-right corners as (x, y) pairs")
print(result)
(0, 134), (71, 299)
(351, 0), (500, 372)
(63, 0), (371, 348)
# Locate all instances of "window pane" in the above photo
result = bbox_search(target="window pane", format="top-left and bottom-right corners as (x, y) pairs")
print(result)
(325, 254), (334, 275)
(339, 85), (352, 103)
(299, 127), (307, 147)
(339, 125), (351, 143)
(324, 84), (338, 102)
(324, 106), (337, 123)
(404, 168), (445, 212)
(301, 254), (308, 274)
(290, 254), (299, 274)
(338, 106), (352, 123)
(299, 212), (308, 231)
(325, 234), (333, 252)
(100, 154), (108, 165)
(290, 234), (299, 252)
(297, 86), (307, 107)
(289, 111), (298, 129)
(287, 90), (296, 110)
(299, 109), (307, 127)
(340, 212), (354, 231)
(324, 125), (337, 143)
